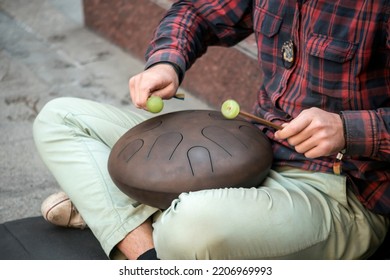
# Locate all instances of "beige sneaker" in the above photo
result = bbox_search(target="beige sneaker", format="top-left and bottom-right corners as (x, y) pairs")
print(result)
(41, 191), (87, 229)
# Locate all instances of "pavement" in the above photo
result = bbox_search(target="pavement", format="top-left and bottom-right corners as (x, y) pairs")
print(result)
(0, 0), (212, 224)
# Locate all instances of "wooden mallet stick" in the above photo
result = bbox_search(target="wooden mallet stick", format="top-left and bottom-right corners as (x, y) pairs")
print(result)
(238, 111), (283, 130)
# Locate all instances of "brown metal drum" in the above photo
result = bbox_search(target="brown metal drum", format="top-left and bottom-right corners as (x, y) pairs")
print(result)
(108, 110), (273, 209)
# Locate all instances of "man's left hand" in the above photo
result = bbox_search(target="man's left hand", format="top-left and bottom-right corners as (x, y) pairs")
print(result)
(274, 108), (345, 158)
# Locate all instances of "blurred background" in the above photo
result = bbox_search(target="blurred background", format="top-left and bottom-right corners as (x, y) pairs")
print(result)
(0, 0), (259, 224)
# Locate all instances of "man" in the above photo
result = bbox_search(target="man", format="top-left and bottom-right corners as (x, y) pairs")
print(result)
(34, 0), (390, 259)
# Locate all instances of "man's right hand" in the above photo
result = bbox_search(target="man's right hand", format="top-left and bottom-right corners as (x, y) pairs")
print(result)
(129, 63), (180, 111)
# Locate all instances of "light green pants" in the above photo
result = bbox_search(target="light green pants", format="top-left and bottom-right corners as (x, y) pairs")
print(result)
(33, 97), (389, 259)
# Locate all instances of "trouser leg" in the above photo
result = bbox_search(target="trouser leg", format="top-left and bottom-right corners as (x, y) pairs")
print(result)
(153, 168), (389, 259)
(33, 97), (159, 256)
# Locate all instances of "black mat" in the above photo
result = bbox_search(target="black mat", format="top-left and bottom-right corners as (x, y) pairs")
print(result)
(0, 216), (108, 260)
(0, 216), (388, 260)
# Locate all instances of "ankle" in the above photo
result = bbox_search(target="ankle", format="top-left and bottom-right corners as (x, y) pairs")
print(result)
(117, 219), (154, 260)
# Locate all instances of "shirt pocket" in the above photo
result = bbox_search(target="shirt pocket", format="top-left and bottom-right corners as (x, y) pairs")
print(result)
(306, 33), (358, 98)
(253, 5), (283, 79)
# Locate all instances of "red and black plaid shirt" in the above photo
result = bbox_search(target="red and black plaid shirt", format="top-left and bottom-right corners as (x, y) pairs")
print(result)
(145, 0), (390, 216)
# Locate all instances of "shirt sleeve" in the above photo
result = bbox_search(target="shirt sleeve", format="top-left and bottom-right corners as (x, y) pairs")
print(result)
(341, 109), (390, 161)
(144, 0), (254, 78)
(341, 19), (390, 161)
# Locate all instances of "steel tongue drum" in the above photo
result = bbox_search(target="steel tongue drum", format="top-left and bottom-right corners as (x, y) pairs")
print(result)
(108, 110), (273, 209)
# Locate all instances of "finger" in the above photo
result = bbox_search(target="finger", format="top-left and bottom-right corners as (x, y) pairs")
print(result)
(285, 125), (314, 147)
(274, 116), (311, 140)
(132, 74), (155, 110)
(136, 73), (153, 109)
(294, 131), (338, 158)
(293, 136), (317, 155)
(129, 75), (146, 108)
(129, 76), (142, 108)
(303, 144), (329, 159)
(148, 82), (177, 100)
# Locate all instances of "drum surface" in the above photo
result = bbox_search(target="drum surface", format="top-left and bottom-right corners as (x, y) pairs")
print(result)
(108, 110), (273, 209)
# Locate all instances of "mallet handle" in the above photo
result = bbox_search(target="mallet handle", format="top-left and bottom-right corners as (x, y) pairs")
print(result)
(239, 111), (283, 130)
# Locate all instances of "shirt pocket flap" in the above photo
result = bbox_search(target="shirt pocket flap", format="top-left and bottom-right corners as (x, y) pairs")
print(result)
(307, 33), (358, 63)
(254, 7), (283, 38)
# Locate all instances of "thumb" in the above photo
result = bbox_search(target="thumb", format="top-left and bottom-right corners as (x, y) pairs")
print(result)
(274, 123), (288, 139)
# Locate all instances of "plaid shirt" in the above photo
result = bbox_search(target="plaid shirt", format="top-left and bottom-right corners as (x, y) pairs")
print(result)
(145, 0), (390, 216)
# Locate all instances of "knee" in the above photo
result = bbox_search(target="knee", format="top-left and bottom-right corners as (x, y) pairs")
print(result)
(33, 97), (79, 147)
(35, 97), (77, 122)
(153, 191), (236, 260)
(34, 97), (79, 132)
